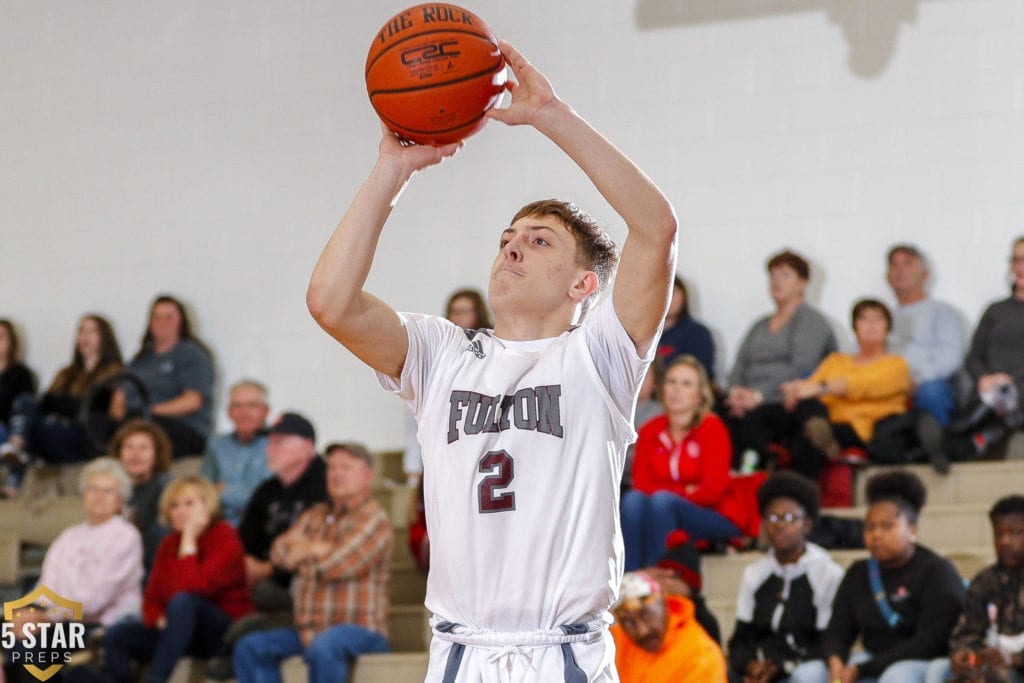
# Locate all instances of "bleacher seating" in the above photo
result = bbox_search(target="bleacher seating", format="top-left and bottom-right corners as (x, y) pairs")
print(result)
(0, 452), (1016, 683)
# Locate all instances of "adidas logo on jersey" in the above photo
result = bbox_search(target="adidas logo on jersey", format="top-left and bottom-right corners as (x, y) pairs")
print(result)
(465, 339), (486, 359)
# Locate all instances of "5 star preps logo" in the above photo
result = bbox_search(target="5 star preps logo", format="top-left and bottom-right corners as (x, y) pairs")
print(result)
(2, 585), (86, 681)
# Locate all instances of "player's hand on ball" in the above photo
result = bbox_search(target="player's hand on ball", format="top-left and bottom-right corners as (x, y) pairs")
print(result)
(378, 123), (462, 174)
(486, 40), (560, 127)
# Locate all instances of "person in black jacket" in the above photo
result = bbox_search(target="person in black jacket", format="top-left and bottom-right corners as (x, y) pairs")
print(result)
(790, 470), (965, 683)
(729, 471), (844, 683)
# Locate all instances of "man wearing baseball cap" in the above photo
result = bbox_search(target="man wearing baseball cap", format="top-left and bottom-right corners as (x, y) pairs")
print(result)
(208, 411), (327, 679)
(611, 570), (727, 682)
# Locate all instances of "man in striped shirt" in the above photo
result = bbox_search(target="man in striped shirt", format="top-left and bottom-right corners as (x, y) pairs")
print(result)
(233, 441), (394, 683)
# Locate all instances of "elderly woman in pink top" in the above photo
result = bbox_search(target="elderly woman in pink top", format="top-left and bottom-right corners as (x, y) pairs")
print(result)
(38, 457), (143, 627)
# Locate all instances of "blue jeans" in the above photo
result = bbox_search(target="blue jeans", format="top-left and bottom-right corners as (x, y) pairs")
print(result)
(915, 379), (957, 427)
(234, 624), (389, 683)
(621, 489), (740, 570)
(790, 652), (932, 683)
(104, 593), (231, 683)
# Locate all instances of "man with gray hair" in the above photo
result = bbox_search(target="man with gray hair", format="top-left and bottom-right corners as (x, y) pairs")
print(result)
(234, 441), (393, 683)
(886, 244), (967, 472)
(200, 379), (271, 525)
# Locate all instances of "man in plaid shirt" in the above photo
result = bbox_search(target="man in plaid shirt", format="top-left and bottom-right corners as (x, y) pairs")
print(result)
(233, 441), (394, 682)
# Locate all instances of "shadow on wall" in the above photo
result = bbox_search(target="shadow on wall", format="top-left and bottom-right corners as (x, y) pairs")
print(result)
(634, 0), (931, 78)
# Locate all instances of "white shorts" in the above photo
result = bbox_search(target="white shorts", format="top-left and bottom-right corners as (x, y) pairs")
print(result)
(424, 620), (618, 683)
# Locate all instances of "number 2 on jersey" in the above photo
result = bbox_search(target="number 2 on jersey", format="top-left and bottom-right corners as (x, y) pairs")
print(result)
(477, 450), (515, 513)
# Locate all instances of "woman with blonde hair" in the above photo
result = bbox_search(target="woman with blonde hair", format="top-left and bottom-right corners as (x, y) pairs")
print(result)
(100, 475), (252, 683)
(621, 355), (746, 569)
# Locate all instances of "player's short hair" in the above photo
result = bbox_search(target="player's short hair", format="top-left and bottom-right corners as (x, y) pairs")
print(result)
(887, 243), (925, 265)
(989, 495), (1024, 523)
(511, 199), (619, 321)
(766, 249), (810, 281)
(865, 469), (927, 524)
(851, 298), (892, 332)
(756, 471), (821, 521)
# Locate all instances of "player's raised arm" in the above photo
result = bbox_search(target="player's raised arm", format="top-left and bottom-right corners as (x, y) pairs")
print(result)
(486, 40), (678, 353)
(306, 129), (462, 378)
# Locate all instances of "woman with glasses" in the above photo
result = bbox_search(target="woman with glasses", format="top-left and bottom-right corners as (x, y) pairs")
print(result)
(789, 470), (965, 683)
(728, 471), (843, 683)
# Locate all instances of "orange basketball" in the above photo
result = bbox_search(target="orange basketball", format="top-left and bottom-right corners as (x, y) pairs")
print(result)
(365, 4), (507, 146)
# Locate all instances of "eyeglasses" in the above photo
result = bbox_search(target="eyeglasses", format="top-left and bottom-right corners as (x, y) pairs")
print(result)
(765, 512), (805, 525)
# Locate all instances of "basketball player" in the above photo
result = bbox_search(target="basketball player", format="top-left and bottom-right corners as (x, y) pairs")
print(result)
(308, 40), (677, 682)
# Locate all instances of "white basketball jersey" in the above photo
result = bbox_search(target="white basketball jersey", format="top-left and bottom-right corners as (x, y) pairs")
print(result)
(378, 298), (652, 632)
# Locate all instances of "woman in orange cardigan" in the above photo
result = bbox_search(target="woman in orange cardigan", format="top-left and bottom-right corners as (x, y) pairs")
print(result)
(622, 356), (744, 570)
(780, 299), (912, 481)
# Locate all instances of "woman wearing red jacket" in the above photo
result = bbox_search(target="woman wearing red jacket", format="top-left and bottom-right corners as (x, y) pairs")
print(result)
(101, 475), (253, 683)
(622, 355), (742, 570)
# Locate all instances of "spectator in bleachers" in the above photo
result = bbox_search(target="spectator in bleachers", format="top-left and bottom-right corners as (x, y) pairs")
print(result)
(780, 299), (912, 481)
(926, 495), (1024, 683)
(109, 295), (214, 457)
(621, 355), (746, 569)
(886, 244), (966, 427)
(0, 315), (122, 493)
(205, 411), (327, 679)
(650, 537), (722, 644)
(0, 319), (36, 450)
(611, 570), (727, 682)
(111, 419), (172, 572)
(658, 276), (716, 381)
(955, 236), (1024, 458)
(100, 475), (252, 683)
(728, 471), (844, 683)
(233, 442), (393, 683)
(789, 470), (965, 683)
(200, 379), (271, 526)
(38, 457), (142, 628)
(722, 251), (837, 471)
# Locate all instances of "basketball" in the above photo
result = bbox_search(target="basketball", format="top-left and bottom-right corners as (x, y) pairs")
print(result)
(365, 4), (507, 146)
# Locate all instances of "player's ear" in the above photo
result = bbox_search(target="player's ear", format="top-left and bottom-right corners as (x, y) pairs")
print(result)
(569, 271), (600, 303)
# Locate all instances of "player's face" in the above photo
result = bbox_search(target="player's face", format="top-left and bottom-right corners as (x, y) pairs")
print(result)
(661, 364), (701, 416)
(768, 265), (805, 306)
(762, 497), (811, 557)
(993, 512), (1024, 570)
(614, 596), (668, 652)
(488, 215), (588, 322)
(228, 386), (269, 439)
(887, 251), (927, 295)
(326, 449), (374, 505)
(864, 501), (916, 566)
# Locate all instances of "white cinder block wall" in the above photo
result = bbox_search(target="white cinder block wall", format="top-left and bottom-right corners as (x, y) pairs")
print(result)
(2, 0), (1022, 450)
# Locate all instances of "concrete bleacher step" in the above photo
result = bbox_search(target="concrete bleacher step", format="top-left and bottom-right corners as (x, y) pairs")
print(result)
(853, 459), (1022, 507)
